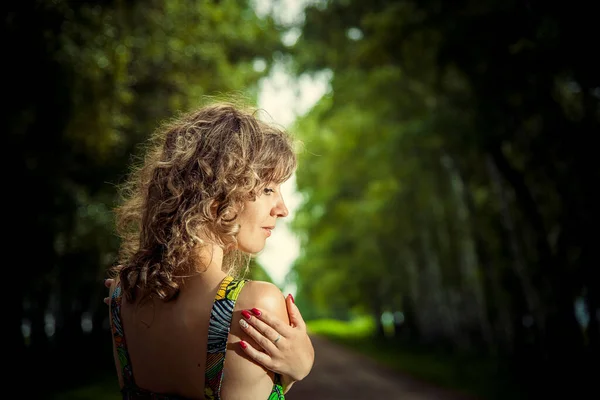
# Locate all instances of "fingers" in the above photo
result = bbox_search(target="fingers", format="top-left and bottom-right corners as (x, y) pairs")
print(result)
(248, 307), (291, 336)
(239, 316), (278, 354)
(104, 279), (114, 306)
(239, 340), (274, 370)
(104, 266), (122, 305)
(286, 294), (306, 330)
(242, 309), (285, 341)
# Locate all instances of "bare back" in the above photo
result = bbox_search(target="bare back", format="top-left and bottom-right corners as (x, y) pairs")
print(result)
(110, 274), (288, 399)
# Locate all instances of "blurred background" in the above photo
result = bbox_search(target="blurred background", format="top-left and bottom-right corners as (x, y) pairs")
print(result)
(6, 0), (598, 399)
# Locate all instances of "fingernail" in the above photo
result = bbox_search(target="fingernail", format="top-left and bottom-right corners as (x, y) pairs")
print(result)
(239, 319), (248, 329)
(240, 340), (247, 349)
(241, 310), (252, 320)
(251, 308), (261, 316)
(288, 294), (295, 304)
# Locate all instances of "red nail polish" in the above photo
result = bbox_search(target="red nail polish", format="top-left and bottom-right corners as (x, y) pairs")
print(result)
(251, 308), (261, 316)
(241, 310), (252, 320)
(240, 341), (247, 349)
(288, 294), (295, 304)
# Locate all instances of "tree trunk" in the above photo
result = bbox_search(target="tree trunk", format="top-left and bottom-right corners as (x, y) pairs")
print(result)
(486, 153), (543, 336)
(442, 153), (494, 350)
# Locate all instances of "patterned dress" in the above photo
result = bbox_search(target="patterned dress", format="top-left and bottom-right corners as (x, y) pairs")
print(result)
(110, 276), (285, 400)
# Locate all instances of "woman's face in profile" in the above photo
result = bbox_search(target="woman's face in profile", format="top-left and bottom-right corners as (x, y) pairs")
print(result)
(236, 182), (289, 254)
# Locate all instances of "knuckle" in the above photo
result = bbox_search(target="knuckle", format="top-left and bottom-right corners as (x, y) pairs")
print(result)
(262, 358), (273, 368)
(257, 352), (269, 365)
(258, 336), (271, 348)
(247, 328), (260, 341)
(264, 327), (276, 338)
(259, 326), (271, 338)
(248, 317), (262, 329)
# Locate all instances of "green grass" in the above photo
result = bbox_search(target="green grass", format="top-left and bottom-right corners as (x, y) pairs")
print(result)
(306, 315), (376, 338)
(306, 317), (526, 400)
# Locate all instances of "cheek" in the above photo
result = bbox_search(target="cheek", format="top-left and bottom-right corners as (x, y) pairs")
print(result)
(237, 215), (257, 237)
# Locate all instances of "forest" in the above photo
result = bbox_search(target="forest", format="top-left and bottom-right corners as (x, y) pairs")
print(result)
(6, 1), (597, 398)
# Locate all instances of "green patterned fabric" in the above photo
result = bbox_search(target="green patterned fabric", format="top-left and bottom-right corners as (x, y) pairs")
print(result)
(205, 276), (284, 399)
(110, 276), (285, 400)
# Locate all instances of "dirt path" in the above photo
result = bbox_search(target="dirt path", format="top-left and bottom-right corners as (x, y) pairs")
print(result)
(286, 335), (478, 400)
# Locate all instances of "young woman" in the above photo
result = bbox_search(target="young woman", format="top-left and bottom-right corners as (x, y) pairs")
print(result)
(106, 102), (314, 399)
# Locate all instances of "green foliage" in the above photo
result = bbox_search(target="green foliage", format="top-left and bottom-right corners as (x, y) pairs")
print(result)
(55, 0), (283, 165)
(16, 0), (283, 297)
(246, 257), (275, 285)
(288, 1), (598, 394)
(10, 0), (287, 388)
(306, 316), (376, 339)
(9, 0), (599, 395)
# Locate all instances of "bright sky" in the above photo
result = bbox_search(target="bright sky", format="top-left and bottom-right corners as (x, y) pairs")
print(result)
(255, 63), (330, 294)
(252, 0), (331, 293)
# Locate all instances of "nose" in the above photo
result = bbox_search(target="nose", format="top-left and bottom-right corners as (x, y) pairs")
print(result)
(272, 194), (289, 218)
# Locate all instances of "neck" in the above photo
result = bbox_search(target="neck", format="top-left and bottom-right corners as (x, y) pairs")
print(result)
(194, 242), (225, 279)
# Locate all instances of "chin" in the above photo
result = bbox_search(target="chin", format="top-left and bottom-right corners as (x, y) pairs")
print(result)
(238, 242), (266, 254)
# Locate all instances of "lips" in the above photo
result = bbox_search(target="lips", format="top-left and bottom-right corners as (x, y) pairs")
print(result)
(262, 227), (274, 237)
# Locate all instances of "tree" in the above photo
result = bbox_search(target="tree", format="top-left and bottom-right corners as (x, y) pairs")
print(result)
(6, 0), (284, 393)
(288, 0), (599, 394)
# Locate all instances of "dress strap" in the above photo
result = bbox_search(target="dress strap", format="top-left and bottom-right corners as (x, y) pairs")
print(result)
(110, 281), (136, 388)
(204, 276), (247, 400)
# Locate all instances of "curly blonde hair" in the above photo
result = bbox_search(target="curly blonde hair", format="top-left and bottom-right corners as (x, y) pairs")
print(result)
(110, 102), (297, 302)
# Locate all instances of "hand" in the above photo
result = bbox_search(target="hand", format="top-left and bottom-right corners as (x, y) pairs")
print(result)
(238, 294), (314, 385)
(103, 278), (114, 305)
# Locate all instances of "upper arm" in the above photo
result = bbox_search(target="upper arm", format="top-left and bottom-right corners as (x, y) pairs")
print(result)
(239, 281), (290, 326)
(220, 281), (288, 398)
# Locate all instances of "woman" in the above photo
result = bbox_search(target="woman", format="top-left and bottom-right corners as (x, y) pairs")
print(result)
(106, 101), (314, 399)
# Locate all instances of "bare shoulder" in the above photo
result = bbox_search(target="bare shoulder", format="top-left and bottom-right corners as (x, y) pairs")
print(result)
(238, 280), (289, 324)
